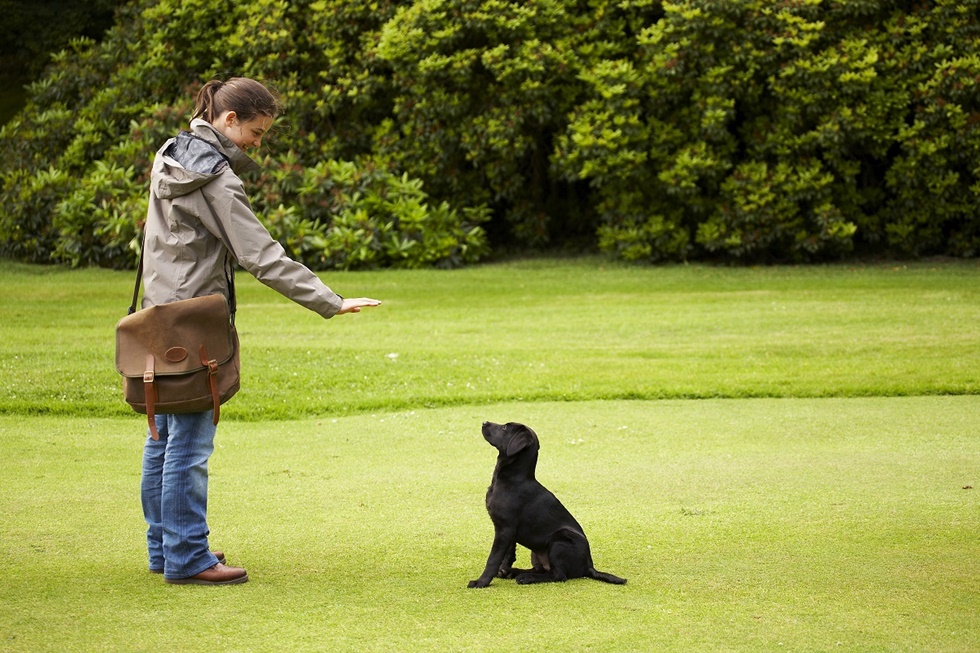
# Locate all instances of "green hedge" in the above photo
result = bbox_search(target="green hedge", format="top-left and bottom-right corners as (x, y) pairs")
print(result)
(0, 0), (977, 267)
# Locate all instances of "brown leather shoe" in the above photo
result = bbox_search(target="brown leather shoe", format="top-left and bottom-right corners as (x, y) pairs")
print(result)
(165, 563), (248, 585)
(149, 551), (226, 574)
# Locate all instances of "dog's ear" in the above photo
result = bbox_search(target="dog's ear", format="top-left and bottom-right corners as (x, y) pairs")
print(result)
(505, 424), (536, 457)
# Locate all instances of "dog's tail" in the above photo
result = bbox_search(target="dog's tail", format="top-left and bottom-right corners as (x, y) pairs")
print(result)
(588, 568), (627, 585)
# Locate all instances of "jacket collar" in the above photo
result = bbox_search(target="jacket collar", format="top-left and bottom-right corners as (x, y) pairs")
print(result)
(189, 118), (261, 176)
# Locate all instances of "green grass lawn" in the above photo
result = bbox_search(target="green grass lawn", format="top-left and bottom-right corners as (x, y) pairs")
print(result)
(1, 258), (978, 418)
(0, 258), (978, 652)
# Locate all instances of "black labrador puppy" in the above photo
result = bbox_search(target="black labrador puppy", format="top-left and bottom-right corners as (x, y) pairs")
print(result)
(468, 421), (626, 588)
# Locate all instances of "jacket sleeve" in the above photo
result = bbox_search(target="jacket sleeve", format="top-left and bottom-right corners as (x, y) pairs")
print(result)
(198, 172), (344, 319)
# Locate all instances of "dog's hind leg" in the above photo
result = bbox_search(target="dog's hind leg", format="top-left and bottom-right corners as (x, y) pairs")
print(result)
(552, 529), (626, 585)
(515, 537), (582, 584)
(514, 551), (561, 584)
(515, 569), (562, 584)
(506, 550), (550, 578)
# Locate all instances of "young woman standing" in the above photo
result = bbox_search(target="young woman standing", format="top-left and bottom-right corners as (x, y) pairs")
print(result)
(140, 77), (380, 585)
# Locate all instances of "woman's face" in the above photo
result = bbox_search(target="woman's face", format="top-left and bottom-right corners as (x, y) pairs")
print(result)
(213, 110), (274, 151)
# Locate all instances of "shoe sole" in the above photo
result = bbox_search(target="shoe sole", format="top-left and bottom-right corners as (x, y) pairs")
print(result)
(165, 573), (248, 586)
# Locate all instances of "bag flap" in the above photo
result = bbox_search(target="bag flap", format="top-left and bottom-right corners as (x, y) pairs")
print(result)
(115, 294), (235, 377)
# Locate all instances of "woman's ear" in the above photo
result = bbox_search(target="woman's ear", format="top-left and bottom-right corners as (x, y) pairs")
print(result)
(223, 111), (238, 127)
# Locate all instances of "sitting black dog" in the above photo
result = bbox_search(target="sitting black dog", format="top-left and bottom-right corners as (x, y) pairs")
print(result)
(468, 421), (627, 588)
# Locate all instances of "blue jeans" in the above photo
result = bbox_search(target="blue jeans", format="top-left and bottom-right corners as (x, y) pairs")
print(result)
(140, 411), (221, 579)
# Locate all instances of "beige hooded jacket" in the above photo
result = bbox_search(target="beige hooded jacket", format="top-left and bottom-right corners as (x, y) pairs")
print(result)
(141, 119), (343, 318)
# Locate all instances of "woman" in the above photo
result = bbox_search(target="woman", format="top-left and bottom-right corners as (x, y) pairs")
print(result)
(140, 77), (380, 585)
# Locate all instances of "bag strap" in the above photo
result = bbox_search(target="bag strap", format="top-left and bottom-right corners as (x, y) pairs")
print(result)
(200, 345), (221, 425)
(225, 251), (237, 317)
(128, 240), (145, 315)
(143, 354), (159, 440)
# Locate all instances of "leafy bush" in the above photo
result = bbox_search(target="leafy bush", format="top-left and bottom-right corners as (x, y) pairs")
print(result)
(0, 0), (487, 269)
(555, 0), (980, 262)
(253, 155), (490, 269)
(1, 0), (978, 266)
(52, 161), (144, 269)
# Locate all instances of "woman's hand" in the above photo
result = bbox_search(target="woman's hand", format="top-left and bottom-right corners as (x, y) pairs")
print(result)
(338, 298), (382, 314)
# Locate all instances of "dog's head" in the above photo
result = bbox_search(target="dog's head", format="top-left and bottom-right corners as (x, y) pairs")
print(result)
(481, 421), (539, 458)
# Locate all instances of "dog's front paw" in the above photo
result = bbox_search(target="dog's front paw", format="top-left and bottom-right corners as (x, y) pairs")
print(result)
(468, 579), (491, 589)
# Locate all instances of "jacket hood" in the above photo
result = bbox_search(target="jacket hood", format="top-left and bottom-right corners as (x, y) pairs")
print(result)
(151, 118), (261, 200)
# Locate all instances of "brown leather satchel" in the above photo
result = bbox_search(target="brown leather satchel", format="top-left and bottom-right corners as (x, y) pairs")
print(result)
(115, 247), (240, 440)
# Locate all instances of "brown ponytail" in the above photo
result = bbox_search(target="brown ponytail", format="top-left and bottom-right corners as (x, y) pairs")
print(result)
(192, 77), (280, 123)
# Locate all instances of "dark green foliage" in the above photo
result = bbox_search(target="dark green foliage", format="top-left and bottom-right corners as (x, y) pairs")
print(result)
(377, 0), (574, 245)
(0, 0), (488, 269)
(558, 0), (980, 261)
(0, 0), (123, 123)
(252, 155), (490, 269)
(0, 0), (977, 267)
